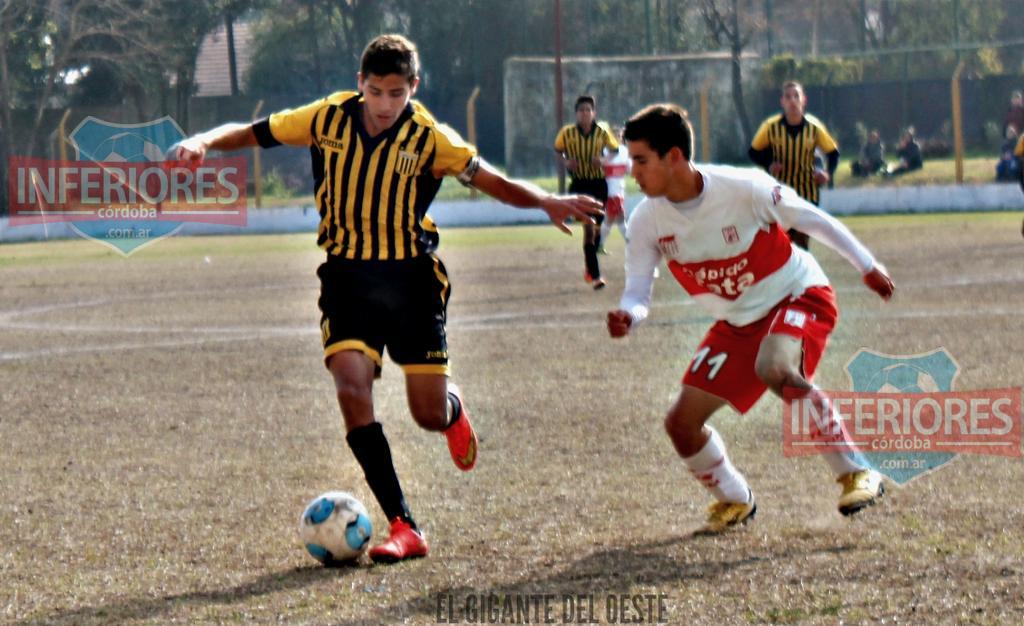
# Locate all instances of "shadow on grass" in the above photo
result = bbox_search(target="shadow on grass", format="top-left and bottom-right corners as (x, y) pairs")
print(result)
(25, 536), (856, 625)
(335, 535), (857, 625)
(19, 563), (359, 626)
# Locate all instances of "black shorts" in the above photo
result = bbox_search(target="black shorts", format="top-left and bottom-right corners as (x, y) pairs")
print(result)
(317, 253), (451, 377)
(569, 178), (608, 225)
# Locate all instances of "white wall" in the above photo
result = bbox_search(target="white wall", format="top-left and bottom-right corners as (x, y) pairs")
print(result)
(3, 183), (1023, 244)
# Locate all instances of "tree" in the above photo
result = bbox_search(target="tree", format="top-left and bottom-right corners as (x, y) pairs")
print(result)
(246, 0), (395, 99)
(764, 0), (1011, 79)
(700, 0), (760, 143)
(0, 0), (222, 155)
(0, 0), (228, 214)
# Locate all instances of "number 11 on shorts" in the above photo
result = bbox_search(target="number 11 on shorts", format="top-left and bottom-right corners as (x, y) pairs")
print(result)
(691, 346), (728, 380)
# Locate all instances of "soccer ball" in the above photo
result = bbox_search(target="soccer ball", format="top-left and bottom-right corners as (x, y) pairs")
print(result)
(298, 491), (372, 565)
(867, 363), (941, 393)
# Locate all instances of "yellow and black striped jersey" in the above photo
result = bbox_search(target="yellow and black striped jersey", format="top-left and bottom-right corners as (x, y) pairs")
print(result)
(554, 121), (619, 180)
(750, 113), (838, 205)
(254, 91), (476, 260)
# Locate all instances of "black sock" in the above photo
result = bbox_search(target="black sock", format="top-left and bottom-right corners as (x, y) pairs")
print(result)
(584, 243), (600, 279)
(346, 423), (416, 529)
(445, 391), (462, 429)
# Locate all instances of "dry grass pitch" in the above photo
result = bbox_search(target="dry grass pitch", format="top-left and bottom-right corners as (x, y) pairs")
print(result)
(1, 214), (1023, 625)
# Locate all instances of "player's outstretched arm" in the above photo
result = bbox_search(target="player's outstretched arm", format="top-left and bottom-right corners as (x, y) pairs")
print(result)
(608, 201), (659, 337)
(468, 160), (603, 235)
(798, 210), (896, 301)
(764, 185), (895, 301)
(862, 264), (895, 300)
(174, 123), (258, 163)
(797, 208), (895, 301)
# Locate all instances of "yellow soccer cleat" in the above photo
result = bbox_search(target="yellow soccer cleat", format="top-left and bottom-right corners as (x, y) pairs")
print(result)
(696, 493), (756, 535)
(837, 469), (885, 516)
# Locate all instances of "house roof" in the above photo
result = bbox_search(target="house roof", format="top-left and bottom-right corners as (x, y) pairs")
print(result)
(194, 21), (254, 97)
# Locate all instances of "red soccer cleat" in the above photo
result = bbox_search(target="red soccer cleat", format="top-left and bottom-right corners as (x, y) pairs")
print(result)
(443, 383), (478, 471)
(369, 518), (428, 564)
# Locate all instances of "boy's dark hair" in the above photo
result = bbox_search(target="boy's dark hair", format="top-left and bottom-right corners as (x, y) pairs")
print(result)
(623, 103), (694, 160)
(575, 95), (596, 111)
(782, 80), (804, 94)
(361, 34), (419, 83)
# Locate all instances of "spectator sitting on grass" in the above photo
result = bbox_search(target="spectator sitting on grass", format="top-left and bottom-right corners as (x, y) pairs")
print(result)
(996, 125), (1021, 183)
(886, 129), (922, 177)
(851, 130), (885, 177)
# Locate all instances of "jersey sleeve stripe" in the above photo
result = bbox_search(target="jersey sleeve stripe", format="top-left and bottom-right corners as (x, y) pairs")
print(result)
(252, 118), (281, 148)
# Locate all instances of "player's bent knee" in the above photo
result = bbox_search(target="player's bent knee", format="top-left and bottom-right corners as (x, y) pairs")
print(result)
(664, 412), (709, 457)
(407, 405), (444, 430)
(664, 409), (701, 440)
(754, 358), (795, 388)
(407, 392), (448, 431)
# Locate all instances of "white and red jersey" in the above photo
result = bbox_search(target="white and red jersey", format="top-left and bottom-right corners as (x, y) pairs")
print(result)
(602, 146), (630, 198)
(619, 164), (876, 327)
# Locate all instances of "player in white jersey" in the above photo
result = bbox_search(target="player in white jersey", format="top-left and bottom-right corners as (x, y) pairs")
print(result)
(607, 103), (895, 534)
(599, 128), (630, 251)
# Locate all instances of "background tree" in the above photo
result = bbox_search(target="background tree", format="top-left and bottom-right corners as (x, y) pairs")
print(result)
(700, 0), (760, 143)
(246, 0), (395, 99)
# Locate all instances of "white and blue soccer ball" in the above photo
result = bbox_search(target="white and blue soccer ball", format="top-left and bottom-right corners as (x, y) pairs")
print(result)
(298, 491), (372, 565)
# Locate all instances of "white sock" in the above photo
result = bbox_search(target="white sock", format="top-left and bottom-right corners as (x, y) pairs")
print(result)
(823, 451), (863, 477)
(599, 221), (611, 245)
(683, 426), (751, 503)
(803, 385), (866, 477)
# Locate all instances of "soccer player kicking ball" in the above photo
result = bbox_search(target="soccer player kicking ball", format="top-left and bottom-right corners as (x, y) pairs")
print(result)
(607, 104), (895, 534)
(175, 34), (602, 562)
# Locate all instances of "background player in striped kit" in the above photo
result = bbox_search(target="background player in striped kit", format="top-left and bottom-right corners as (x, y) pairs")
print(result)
(749, 81), (839, 251)
(174, 34), (602, 563)
(554, 95), (620, 289)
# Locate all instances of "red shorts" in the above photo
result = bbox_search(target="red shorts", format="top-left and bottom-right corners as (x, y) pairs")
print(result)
(605, 196), (625, 221)
(681, 286), (838, 414)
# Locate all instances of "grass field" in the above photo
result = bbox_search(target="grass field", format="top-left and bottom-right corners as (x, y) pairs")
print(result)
(2, 215), (1023, 624)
